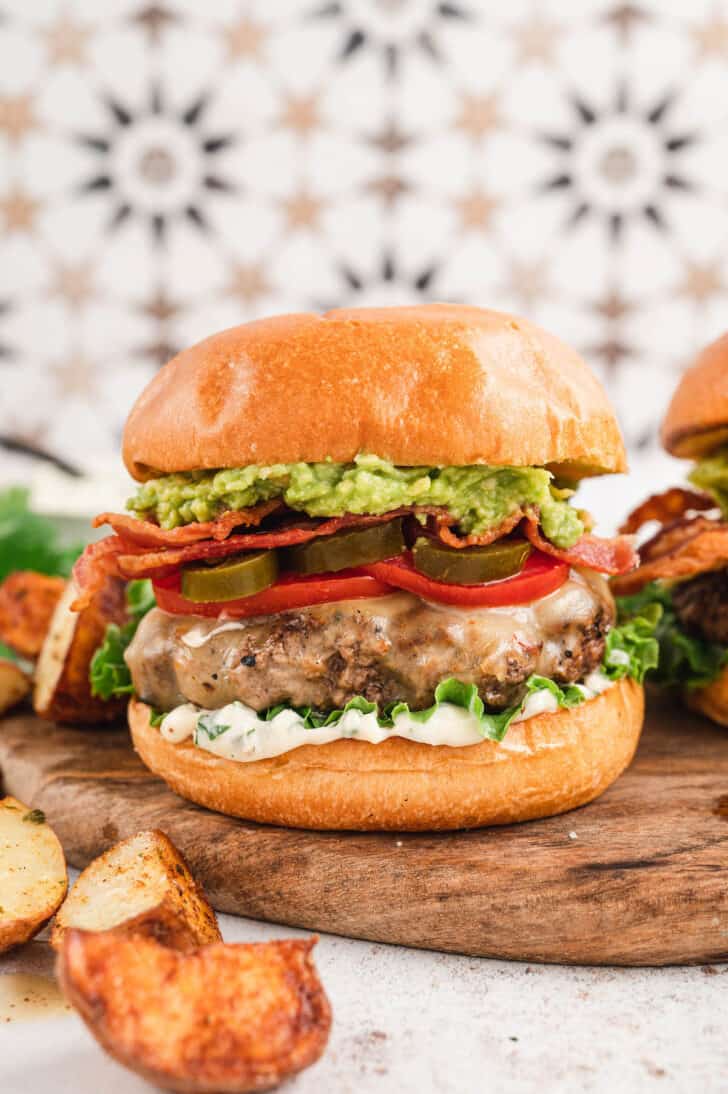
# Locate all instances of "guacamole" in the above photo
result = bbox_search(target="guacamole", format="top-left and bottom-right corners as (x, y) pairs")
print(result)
(127, 454), (585, 548)
(689, 449), (728, 515)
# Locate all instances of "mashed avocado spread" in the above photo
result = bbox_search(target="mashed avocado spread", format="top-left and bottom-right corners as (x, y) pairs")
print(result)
(689, 449), (728, 515)
(127, 454), (585, 548)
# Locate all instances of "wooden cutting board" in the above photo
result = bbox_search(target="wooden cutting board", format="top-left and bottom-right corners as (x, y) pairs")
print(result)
(1, 693), (727, 967)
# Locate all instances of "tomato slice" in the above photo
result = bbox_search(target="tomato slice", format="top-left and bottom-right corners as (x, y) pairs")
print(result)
(153, 548), (569, 618)
(152, 567), (393, 619)
(362, 550), (569, 608)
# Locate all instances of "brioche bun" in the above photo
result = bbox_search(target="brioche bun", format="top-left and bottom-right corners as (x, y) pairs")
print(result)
(128, 680), (643, 831)
(662, 332), (728, 457)
(123, 305), (626, 482)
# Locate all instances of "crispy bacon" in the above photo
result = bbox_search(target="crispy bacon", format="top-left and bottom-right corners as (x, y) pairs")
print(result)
(73, 501), (638, 608)
(70, 536), (128, 611)
(93, 499), (284, 547)
(619, 487), (716, 535)
(111, 510), (443, 579)
(522, 516), (638, 576)
(611, 515), (728, 595)
(73, 511), (439, 595)
(433, 510), (525, 548)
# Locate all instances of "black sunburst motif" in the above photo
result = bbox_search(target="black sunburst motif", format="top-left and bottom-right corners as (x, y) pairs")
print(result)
(316, 251), (443, 311)
(310, 0), (472, 76)
(75, 86), (236, 243)
(538, 85), (699, 241)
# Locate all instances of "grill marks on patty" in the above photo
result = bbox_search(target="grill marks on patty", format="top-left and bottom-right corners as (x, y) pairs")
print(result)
(126, 571), (614, 716)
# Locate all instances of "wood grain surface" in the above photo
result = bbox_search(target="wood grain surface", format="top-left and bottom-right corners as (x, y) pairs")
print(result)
(1, 693), (727, 967)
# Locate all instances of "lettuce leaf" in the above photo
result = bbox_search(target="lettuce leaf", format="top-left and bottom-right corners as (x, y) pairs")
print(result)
(0, 487), (82, 582)
(256, 673), (594, 743)
(89, 580), (155, 700)
(615, 582), (728, 689)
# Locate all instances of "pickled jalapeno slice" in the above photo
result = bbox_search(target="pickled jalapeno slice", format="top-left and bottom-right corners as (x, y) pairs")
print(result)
(412, 538), (531, 585)
(282, 519), (406, 575)
(181, 550), (279, 603)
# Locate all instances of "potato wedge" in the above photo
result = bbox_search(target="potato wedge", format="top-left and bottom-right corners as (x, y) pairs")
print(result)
(0, 570), (66, 659)
(34, 576), (127, 724)
(0, 658), (31, 715)
(0, 796), (67, 953)
(58, 931), (331, 1093)
(51, 829), (221, 952)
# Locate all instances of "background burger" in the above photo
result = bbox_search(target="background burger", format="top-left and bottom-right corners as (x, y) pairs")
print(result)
(76, 305), (650, 830)
(614, 331), (728, 726)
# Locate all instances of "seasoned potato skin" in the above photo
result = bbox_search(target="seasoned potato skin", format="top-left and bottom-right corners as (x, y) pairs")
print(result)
(51, 829), (221, 952)
(0, 795), (67, 954)
(33, 576), (128, 724)
(58, 931), (332, 1093)
(0, 571), (66, 659)
(0, 659), (31, 716)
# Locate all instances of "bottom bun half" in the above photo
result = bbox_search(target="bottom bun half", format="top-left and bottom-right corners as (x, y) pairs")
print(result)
(684, 666), (728, 727)
(129, 680), (644, 831)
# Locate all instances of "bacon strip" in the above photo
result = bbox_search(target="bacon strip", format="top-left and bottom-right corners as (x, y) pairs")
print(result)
(71, 536), (128, 610)
(93, 499), (284, 547)
(433, 510), (525, 548)
(73, 510), (439, 595)
(619, 487), (716, 535)
(111, 510), (444, 579)
(522, 516), (638, 576)
(73, 503), (638, 607)
(611, 516), (728, 595)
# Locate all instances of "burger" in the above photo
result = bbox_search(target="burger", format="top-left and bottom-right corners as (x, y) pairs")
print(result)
(613, 331), (728, 726)
(75, 305), (649, 830)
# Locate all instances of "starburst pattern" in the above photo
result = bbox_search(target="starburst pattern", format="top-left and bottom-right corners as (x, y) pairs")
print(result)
(318, 252), (441, 311)
(311, 1), (472, 76)
(0, 186), (41, 234)
(538, 86), (698, 240)
(42, 9), (93, 66)
(2, 1), (728, 481)
(0, 93), (39, 143)
(75, 87), (237, 243)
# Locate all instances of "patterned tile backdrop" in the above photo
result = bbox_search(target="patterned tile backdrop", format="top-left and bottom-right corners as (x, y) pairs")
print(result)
(3, 0), (728, 524)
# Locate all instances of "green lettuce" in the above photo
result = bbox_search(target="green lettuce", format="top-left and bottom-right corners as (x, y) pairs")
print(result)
(89, 580), (155, 700)
(615, 582), (728, 689)
(0, 487), (81, 582)
(241, 674), (594, 744)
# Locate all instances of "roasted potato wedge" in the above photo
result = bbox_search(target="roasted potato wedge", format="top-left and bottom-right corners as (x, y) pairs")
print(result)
(51, 829), (221, 952)
(0, 570), (66, 659)
(34, 576), (127, 724)
(58, 932), (331, 1093)
(0, 658), (31, 715)
(0, 796), (67, 953)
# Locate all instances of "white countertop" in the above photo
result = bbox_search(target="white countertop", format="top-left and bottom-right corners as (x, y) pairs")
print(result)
(1, 902), (726, 1094)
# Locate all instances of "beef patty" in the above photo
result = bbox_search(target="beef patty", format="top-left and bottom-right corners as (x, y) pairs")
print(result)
(672, 568), (728, 646)
(126, 569), (614, 714)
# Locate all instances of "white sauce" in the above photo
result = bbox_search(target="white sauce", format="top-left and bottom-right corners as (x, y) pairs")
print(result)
(159, 671), (614, 763)
(182, 621), (248, 649)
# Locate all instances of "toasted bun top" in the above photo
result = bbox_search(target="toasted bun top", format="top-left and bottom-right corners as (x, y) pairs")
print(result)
(123, 305), (626, 481)
(662, 332), (728, 457)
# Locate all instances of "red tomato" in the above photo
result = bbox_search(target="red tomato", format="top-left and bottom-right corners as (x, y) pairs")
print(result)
(362, 550), (569, 607)
(152, 567), (393, 618)
(153, 548), (569, 617)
